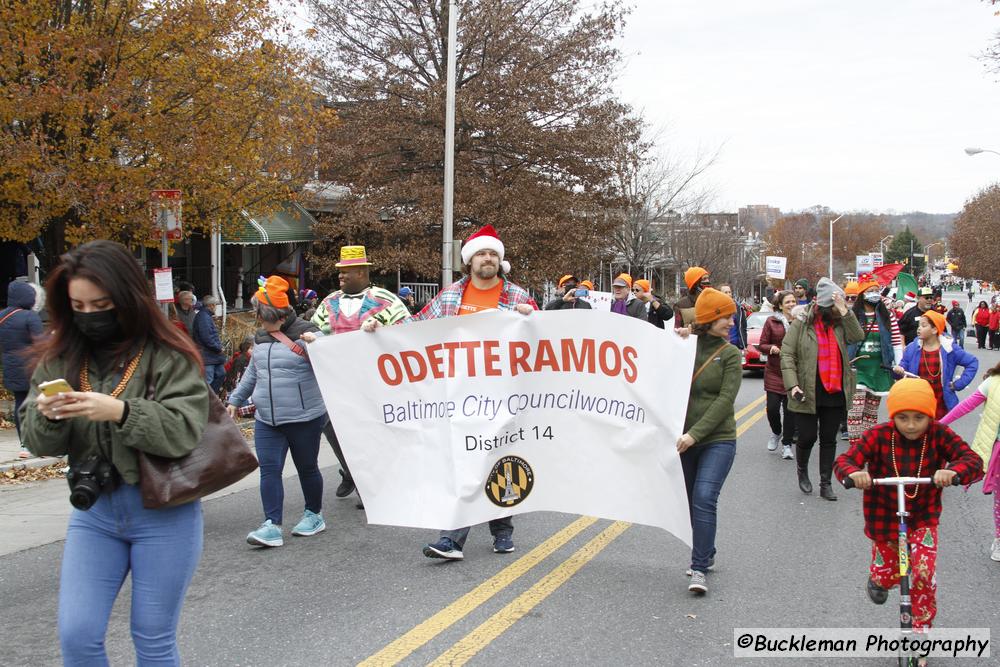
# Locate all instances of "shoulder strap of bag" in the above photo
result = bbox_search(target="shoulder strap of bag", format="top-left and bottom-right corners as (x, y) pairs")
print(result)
(270, 330), (307, 358)
(692, 341), (729, 382)
(0, 308), (23, 327)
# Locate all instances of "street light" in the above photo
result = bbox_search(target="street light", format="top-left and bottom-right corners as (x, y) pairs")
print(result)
(964, 147), (1000, 157)
(925, 241), (943, 275)
(828, 214), (844, 279)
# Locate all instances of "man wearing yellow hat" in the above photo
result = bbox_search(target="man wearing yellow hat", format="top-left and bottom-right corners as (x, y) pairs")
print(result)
(310, 246), (410, 501)
(673, 266), (710, 329)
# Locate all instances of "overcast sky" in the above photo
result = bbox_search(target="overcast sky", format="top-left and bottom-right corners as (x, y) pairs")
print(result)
(614, 0), (1000, 214)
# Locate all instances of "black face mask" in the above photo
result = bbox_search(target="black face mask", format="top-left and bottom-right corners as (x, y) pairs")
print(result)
(73, 310), (122, 342)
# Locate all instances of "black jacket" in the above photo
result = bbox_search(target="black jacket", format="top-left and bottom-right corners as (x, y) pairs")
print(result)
(946, 307), (967, 331)
(646, 294), (674, 329)
(897, 305), (928, 345)
(544, 296), (592, 311)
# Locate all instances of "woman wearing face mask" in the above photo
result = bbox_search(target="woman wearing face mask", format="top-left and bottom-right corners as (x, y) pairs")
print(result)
(846, 276), (904, 449)
(781, 278), (865, 501)
(20, 240), (209, 665)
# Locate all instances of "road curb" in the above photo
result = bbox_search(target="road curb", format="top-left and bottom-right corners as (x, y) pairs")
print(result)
(0, 456), (65, 474)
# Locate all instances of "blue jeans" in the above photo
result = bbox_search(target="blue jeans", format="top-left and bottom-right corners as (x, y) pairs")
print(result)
(680, 440), (736, 572)
(59, 483), (203, 666)
(254, 415), (326, 524)
(440, 517), (513, 549)
(952, 327), (965, 348)
(204, 364), (225, 393)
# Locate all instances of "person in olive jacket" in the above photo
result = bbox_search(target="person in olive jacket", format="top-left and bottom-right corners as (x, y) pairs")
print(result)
(780, 278), (865, 501)
(21, 240), (210, 665)
(678, 288), (742, 596)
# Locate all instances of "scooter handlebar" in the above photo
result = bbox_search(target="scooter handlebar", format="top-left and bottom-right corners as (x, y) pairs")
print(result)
(841, 475), (961, 489)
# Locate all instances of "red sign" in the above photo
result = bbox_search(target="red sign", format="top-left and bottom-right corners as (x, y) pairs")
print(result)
(151, 190), (183, 241)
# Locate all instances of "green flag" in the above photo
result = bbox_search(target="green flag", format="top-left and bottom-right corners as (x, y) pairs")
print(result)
(896, 272), (919, 300)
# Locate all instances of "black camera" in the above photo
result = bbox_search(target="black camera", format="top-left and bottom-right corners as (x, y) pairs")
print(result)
(66, 457), (117, 510)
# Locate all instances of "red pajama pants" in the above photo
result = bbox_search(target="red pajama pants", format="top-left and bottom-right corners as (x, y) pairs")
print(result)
(869, 526), (937, 629)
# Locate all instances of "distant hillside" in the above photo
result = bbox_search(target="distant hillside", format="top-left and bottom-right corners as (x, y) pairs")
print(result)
(881, 212), (957, 243)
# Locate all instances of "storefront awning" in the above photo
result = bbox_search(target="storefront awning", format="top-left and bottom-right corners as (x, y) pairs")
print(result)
(222, 202), (317, 245)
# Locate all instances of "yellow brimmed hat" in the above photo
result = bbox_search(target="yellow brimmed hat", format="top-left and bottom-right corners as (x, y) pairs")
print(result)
(335, 245), (373, 268)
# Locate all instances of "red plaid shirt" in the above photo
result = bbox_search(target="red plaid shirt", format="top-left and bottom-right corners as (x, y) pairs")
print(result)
(834, 421), (983, 540)
(919, 348), (945, 418)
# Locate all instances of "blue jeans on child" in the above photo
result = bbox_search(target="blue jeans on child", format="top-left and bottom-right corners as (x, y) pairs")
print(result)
(680, 440), (736, 573)
(253, 415), (326, 524)
(59, 483), (203, 666)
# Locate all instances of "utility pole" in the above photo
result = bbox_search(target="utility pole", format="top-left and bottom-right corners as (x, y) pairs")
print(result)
(440, 0), (458, 288)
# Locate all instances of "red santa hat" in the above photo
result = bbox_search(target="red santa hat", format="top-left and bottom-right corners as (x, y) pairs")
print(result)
(904, 291), (916, 303)
(461, 224), (511, 273)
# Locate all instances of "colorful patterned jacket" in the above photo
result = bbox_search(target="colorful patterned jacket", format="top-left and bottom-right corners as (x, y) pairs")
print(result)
(312, 285), (410, 334)
(409, 276), (538, 321)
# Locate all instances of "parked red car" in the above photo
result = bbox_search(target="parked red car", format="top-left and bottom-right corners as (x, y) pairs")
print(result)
(742, 312), (770, 372)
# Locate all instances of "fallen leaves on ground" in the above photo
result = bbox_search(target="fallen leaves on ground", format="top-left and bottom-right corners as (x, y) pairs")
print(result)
(0, 417), (14, 430)
(1, 462), (67, 485)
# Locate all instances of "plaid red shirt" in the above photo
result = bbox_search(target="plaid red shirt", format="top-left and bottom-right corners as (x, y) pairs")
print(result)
(919, 348), (945, 418)
(834, 421), (983, 541)
(409, 276), (537, 321)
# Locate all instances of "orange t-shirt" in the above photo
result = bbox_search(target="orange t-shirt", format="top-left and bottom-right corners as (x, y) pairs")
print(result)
(458, 281), (503, 316)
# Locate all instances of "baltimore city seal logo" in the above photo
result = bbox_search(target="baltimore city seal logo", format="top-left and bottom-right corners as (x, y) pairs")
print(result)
(485, 456), (534, 507)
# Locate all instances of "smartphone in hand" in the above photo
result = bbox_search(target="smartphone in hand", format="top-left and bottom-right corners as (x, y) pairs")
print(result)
(38, 379), (74, 397)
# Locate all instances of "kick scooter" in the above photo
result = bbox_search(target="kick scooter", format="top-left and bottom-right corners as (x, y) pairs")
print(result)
(842, 475), (959, 667)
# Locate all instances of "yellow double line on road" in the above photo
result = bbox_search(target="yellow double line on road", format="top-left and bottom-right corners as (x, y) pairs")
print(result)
(362, 394), (770, 666)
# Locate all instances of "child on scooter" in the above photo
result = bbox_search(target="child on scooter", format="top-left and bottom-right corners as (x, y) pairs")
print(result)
(833, 378), (983, 633)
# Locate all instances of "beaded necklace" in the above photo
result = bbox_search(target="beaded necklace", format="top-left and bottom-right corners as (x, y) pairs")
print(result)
(79, 350), (144, 397)
(890, 430), (928, 499)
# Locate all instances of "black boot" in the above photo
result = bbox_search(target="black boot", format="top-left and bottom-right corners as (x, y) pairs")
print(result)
(819, 445), (838, 501)
(796, 445), (812, 494)
(335, 470), (356, 498)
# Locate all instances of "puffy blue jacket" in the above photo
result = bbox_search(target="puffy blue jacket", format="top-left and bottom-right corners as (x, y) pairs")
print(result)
(191, 307), (226, 365)
(900, 337), (978, 411)
(227, 314), (326, 426)
(0, 282), (44, 392)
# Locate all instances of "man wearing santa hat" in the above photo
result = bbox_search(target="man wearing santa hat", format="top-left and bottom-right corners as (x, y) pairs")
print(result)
(364, 223), (537, 559)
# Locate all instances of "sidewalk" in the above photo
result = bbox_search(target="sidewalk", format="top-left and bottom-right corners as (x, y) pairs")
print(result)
(0, 425), (342, 557)
(0, 422), (62, 471)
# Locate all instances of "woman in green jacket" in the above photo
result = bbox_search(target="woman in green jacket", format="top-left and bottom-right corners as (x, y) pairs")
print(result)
(21, 241), (209, 665)
(678, 288), (742, 596)
(780, 278), (864, 501)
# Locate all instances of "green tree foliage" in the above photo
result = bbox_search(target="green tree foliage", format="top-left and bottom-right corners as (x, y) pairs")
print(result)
(885, 226), (924, 275)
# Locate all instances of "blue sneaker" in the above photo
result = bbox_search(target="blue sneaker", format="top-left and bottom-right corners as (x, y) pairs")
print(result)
(493, 534), (515, 553)
(291, 510), (326, 537)
(423, 537), (464, 560)
(247, 520), (283, 547)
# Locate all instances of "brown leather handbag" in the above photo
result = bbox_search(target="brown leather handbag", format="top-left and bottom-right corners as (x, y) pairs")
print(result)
(137, 353), (258, 509)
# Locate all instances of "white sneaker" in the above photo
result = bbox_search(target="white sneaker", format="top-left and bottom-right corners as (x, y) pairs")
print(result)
(781, 445), (794, 460)
(688, 571), (707, 593)
(767, 434), (780, 451)
(991, 538), (1000, 562)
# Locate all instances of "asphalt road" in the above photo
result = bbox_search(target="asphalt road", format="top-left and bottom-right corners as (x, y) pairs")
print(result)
(4, 297), (1000, 666)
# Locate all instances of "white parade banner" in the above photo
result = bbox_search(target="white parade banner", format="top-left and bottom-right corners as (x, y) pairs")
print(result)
(765, 255), (787, 279)
(580, 289), (613, 310)
(310, 310), (696, 545)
